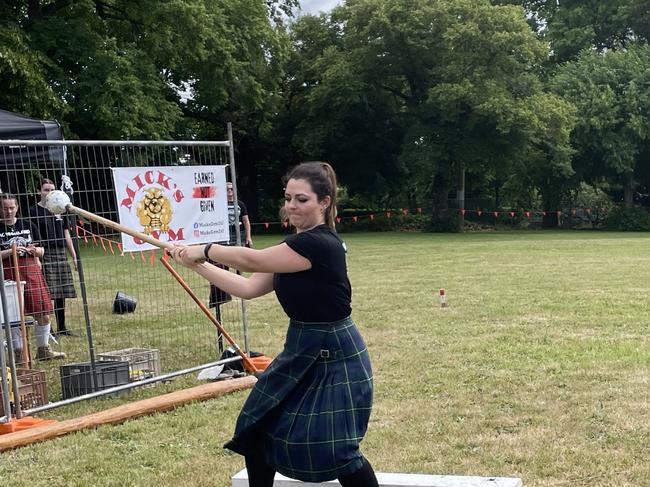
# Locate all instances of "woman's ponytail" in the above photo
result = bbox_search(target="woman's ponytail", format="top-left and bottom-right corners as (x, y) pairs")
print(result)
(321, 163), (338, 229)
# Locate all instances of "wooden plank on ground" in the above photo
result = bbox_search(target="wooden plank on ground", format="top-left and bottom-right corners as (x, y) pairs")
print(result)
(0, 376), (256, 451)
(232, 469), (523, 487)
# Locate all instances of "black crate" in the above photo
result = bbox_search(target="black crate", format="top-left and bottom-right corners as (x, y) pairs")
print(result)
(60, 361), (130, 399)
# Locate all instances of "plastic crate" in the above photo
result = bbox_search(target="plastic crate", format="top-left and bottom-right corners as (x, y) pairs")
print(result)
(60, 361), (130, 399)
(1, 368), (48, 416)
(97, 348), (161, 381)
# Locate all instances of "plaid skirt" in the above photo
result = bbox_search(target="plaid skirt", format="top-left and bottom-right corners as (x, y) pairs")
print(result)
(42, 247), (76, 299)
(3, 256), (54, 316)
(224, 316), (373, 482)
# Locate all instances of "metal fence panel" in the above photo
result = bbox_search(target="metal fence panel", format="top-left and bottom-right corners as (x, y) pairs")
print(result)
(0, 138), (247, 416)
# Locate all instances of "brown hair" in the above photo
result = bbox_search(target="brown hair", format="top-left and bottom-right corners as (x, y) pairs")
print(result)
(283, 162), (338, 229)
(0, 193), (19, 207)
(40, 178), (55, 188)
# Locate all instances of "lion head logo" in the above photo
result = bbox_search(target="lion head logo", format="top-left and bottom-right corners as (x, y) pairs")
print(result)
(136, 188), (173, 235)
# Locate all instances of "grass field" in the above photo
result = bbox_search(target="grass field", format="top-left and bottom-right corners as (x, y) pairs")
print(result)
(3, 231), (650, 486)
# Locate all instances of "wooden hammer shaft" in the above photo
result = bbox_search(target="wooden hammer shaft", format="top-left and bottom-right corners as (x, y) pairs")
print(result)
(68, 204), (173, 250)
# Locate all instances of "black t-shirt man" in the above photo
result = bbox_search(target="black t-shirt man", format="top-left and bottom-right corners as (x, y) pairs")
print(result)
(273, 224), (352, 323)
(227, 200), (248, 245)
(28, 203), (71, 249)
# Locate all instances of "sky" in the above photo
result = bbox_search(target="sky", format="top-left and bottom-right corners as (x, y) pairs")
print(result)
(299, 0), (341, 15)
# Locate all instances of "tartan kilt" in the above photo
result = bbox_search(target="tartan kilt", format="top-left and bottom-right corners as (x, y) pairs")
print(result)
(3, 257), (54, 316)
(224, 316), (373, 482)
(42, 247), (76, 299)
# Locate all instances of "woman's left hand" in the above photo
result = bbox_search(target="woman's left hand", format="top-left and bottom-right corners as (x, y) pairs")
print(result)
(25, 245), (41, 257)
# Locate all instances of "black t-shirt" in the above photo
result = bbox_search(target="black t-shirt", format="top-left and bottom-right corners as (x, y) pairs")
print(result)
(273, 225), (352, 322)
(0, 219), (41, 252)
(227, 200), (248, 245)
(28, 203), (70, 249)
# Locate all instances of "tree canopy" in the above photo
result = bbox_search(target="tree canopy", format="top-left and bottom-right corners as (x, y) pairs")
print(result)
(2, 0), (650, 226)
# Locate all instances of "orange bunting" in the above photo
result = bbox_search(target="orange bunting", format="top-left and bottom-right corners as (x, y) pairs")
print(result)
(75, 226), (80, 238)
(245, 205), (607, 229)
(100, 237), (107, 252)
(92, 234), (97, 245)
(140, 251), (146, 263)
(150, 250), (156, 266)
(108, 239), (115, 254)
(130, 252), (135, 261)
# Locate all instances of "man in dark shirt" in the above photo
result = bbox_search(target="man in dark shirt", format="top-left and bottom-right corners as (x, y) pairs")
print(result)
(208, 181), (252, 350)
(28, 179), (78, 336)
(226, 181), (252, 247)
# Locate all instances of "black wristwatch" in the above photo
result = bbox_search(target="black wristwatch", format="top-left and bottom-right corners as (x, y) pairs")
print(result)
(203, 242), (214, 261)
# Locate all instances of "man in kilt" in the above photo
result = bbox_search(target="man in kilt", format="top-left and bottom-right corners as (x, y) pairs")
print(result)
(1, 194), (66, 364)
(170, 162), (378, 487)
(28, 179), (77, 336)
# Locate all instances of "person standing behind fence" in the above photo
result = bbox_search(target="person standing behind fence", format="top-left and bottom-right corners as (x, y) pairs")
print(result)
(207, 181), (253, 312)
(0, 194), (65, 363)
(28, 179), (78, 336)
(169, 162), (378, 487)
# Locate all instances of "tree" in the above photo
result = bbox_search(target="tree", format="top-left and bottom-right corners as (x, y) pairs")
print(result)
(0, 1), (291, 137)
(497, 0), (650, 62)
(284, 0), (574, 226)
(0, 0), (293, 219)
(551, 44), (650, 207)
(0, 16), (64, 118)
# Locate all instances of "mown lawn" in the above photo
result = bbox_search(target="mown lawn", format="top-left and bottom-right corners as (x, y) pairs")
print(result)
(3, 230), (650, 486)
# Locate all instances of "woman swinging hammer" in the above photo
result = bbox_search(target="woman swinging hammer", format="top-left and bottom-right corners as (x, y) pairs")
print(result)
(168, 162), (378, 486)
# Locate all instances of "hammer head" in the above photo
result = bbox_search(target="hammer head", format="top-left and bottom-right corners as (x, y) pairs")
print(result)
(44, 190), (71, 215)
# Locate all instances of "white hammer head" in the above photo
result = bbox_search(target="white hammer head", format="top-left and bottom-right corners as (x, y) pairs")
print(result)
(44, 190), (71, 215)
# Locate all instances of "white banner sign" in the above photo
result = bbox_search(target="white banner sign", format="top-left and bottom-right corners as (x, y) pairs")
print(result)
(111, 165), (228, 252)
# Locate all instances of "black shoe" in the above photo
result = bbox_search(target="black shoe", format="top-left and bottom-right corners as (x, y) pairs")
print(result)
(55, 329), (75, 337)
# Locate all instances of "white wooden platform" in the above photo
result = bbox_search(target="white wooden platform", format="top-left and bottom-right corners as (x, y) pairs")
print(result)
(232, 469), (523, 487)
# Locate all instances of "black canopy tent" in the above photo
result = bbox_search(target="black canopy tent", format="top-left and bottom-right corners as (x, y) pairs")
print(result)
(0, 108), (66, 164)
(0, 109), (67, 195)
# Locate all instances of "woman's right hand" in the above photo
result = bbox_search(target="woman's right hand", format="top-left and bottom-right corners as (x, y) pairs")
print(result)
(167, 244), (205, 267)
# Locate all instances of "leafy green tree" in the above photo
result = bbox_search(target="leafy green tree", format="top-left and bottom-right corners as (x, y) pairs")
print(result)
(284, 0), (574, 227)
(0, 0), (293, 218)
(0, 14), (64, 118)
(498, 0), (650, 62)
(552, 44), (650, 206)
